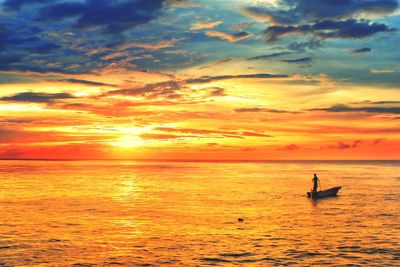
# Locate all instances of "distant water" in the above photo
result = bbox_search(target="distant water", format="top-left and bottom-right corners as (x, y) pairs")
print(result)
(0, 160), (399, 266)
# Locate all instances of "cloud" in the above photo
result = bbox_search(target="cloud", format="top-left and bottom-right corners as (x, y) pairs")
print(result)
(247, 51), (293, 60)
(153, 127), (271, 138)
(242, 131), (271, 137)
(283, 144), (300, 150)
(112, 39), (178, 50)
(35, 0), (167, 34)
(312, 104), (400, 114)
(0, 23), (60, 54)
(199, 58), (233, 69)
(191, 20), (223, 31)
(2, 0), (52, 11)
(352, 139), (362, 148)
(106, 81), (184, 99)
(231, 22), (257, 31)
(281, 57), (312, 63)
(234, 107), (300, 114)
(48, 78), (117, 87)
(325, 141), (352, 149)
(371, 69), (400, 74)
(155, 127), (234, 135)
(288, 40), (322, 52)
(167, 0), (199, 8)
(246, 0), (398, 45)
(105, 80), (226, 100)
(362, 101), (400, 105)
(0, 22), (93, 75)
(205, 31), (251, 42)
(323, 140), (363, 150)
(243, 0), (398, 25)
(139, 133), (185, 140)
(0, 92), (75, 103)
(208, 87), (226, 96)
(264, 19), (394, 43)
(292, 0), (398, 20)
(350, 47), (372, 54)
(373, 138), (386, 145)
(242, 147), (256, 152)
(241, 6), (300, 25)
(186, 73), (288, 83)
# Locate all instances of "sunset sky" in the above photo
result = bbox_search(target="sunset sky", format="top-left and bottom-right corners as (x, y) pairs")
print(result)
(1, 0), (399, 160)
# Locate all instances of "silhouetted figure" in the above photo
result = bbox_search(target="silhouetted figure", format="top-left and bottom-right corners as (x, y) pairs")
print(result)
(312, 173), (319, 192)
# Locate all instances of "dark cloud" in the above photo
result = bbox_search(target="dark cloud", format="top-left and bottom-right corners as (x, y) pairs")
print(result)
(366, 101), (400, 105)
(49, 78), (117, 87)
(2, 0), (52, 11)
(35, 0), (166, 34)
(0, 128), (19, 143)
(0, 64), (85, 75)
(208, 87), (226, 96)
(292, 0), (398, 21)
(264, 19), (394, 43)
(323, 140), (362, 150)
(244, 0), (398, 25)
(0, 23), (88, 74)
(246, 51), (293, 60)
(0, 92), (75, 103)
(0, 54), (22, 65)
(350, 47), (372, 54)
(186, 73), (288, 83)
(281, 57), (312, 63)
(312, 104), (400, 114)
(105, 81), (184, 99)
(288, 40), (322, 52)
(105, 81), (225, 100)
(325, 141), (352, 149)
(234, 107), (300, 114)
(0, 23), (59, 54)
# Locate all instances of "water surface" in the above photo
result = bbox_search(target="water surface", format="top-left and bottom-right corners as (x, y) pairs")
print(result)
(0, 160), (399, 266)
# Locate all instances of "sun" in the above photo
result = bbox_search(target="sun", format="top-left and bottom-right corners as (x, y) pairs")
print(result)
(110, 135), (148, 148)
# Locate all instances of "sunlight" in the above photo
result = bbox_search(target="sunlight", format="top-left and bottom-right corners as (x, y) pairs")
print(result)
(110, 135), (148, 148)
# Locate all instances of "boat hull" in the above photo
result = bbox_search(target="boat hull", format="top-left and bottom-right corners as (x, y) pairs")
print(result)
(307, 186), (342, 199)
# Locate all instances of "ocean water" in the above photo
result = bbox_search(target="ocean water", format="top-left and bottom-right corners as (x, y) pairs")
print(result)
(0, 160), (399, 266)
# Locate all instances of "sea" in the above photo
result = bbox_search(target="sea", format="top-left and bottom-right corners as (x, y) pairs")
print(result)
(0, 160), (399, 266)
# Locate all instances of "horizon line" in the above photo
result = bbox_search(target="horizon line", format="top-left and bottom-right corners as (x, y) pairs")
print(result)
(1, 158), (399, 162)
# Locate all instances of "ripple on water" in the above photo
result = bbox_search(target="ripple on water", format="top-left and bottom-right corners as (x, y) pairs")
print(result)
(219, 252), (254, 257)
(200, 257), (232, 263)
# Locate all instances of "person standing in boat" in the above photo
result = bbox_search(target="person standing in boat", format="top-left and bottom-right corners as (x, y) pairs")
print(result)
(312, 173), (319, 192)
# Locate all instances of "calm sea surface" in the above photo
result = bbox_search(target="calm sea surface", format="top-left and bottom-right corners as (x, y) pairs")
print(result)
(0, 160), (399, 266)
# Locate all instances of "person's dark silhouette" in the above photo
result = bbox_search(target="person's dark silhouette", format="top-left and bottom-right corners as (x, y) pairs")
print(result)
(312, 173), (319, 192)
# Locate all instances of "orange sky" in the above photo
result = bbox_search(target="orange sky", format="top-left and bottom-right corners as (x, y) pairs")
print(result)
(1, 0), (399, 159)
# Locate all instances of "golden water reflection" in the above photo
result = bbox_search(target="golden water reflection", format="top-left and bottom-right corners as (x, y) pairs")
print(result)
(0, 160), (399, 266)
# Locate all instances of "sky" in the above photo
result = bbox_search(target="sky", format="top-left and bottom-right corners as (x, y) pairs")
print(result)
(0, 0), (399, 160)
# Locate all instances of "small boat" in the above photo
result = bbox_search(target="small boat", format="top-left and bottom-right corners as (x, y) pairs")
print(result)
(307, 186), (342, 199)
